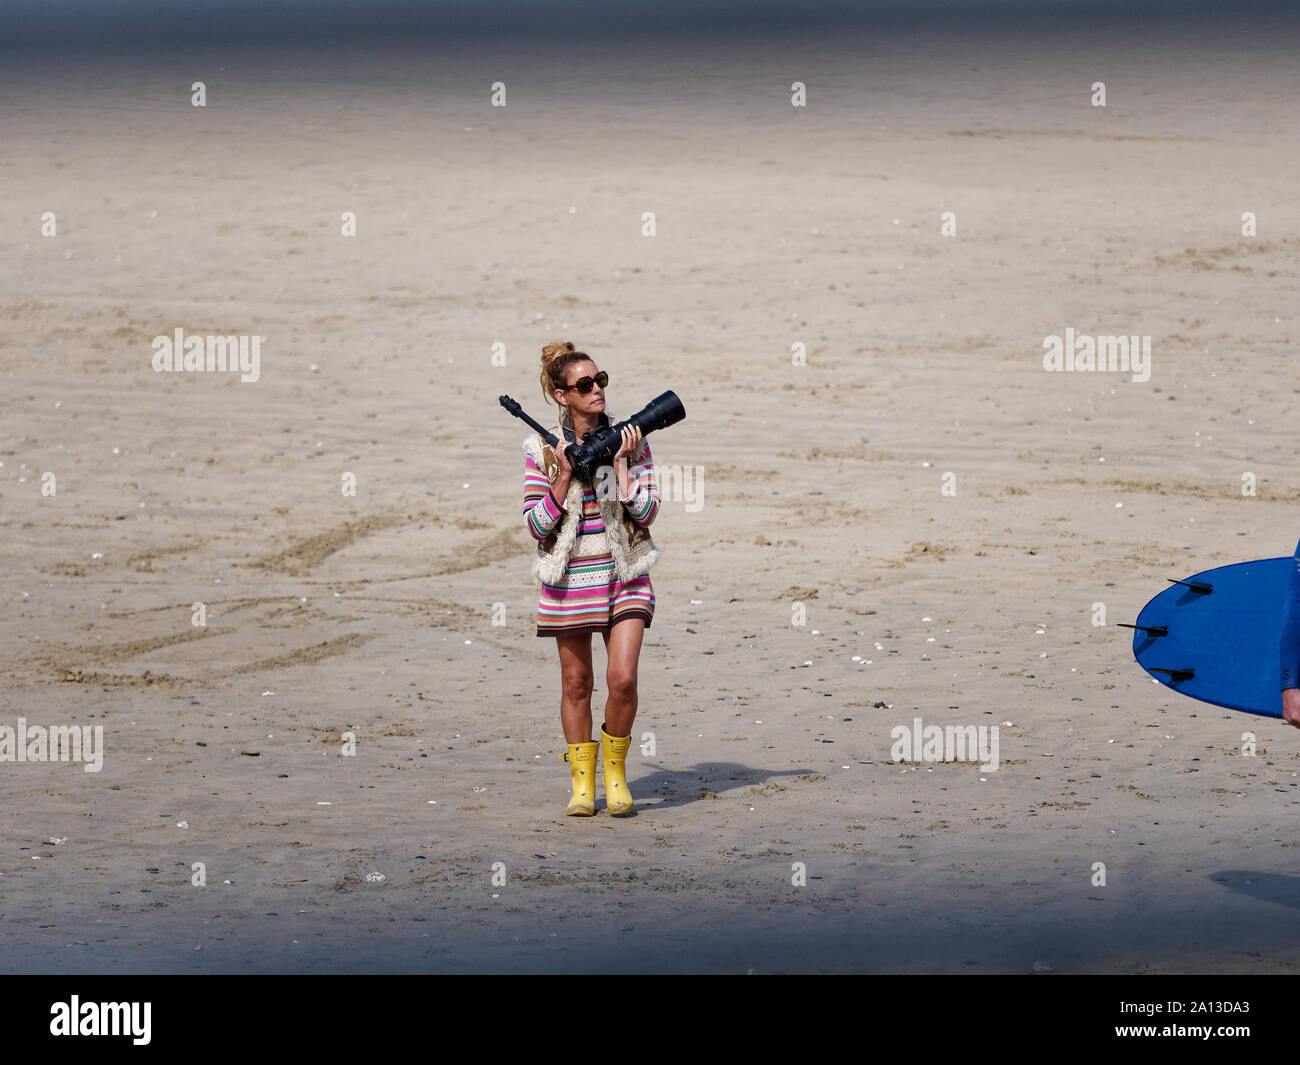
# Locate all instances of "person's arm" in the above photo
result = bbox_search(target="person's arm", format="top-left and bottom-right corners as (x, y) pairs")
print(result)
(618, 439), (660, 526)
(523, 452), (566, 540)
(1280, 538), (1300, 726)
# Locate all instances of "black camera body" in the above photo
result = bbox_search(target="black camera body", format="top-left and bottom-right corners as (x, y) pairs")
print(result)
(567, 391), (686, 483)
(500, 390), (686, 484)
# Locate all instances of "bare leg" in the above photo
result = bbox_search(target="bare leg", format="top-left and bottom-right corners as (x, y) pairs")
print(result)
(600, 618), (645, 737)
(556, 634), (595, 743)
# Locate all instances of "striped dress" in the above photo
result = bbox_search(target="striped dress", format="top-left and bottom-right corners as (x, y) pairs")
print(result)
(523, 434), (659, 638)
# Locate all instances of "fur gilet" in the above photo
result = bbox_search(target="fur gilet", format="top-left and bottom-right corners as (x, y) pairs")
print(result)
(522, 411), (660, 588)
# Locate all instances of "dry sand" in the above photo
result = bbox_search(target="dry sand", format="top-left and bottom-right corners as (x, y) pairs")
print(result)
(3, 14), (1300, 972)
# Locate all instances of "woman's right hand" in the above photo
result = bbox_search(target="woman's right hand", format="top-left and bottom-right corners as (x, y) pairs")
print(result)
(1284, 688), (1300, 728)
(553, 439), (575, 499)
(555, 439), (576, 477)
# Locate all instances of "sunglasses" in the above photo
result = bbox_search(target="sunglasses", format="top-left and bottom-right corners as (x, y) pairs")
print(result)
(558, 370), (608, 395)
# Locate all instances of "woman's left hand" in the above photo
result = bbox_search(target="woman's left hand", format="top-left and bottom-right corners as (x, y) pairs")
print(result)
(614, 425), (642, 463)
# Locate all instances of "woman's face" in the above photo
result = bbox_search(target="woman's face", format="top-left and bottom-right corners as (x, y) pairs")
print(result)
(559, 360), (605, 419)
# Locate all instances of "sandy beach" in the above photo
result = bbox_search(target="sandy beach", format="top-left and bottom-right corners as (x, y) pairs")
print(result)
(3, 10), (1300, 972)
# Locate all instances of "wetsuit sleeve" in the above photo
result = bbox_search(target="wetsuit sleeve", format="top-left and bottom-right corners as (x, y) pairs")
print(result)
(524, 452), (566, 540)
(619, 439), (660, 526)
(1280, 537), (1300, 691)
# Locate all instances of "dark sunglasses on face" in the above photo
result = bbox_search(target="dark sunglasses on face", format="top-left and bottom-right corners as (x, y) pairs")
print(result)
(559, 370), (609, 395)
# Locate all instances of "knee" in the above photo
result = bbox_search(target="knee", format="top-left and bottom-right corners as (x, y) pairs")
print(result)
(606, 668), (638, 703)
(561, 668), (594, 703)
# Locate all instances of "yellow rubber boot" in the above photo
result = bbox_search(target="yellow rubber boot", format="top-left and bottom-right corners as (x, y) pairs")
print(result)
(559, 741), (599, 816)
(600, 723), (635, 816)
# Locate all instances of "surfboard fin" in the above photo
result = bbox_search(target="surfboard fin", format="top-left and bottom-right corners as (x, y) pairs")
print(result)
(1148, 666), (1195, 682)
(1166, 578), (1213, 595)
(1118, 623), (1169, 637)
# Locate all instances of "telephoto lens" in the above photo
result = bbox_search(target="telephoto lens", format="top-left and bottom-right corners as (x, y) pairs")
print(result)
(569, 390), (685, 483)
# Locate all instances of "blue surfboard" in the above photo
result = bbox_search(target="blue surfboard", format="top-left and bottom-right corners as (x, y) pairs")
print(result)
(1128, 557), (1288, 719)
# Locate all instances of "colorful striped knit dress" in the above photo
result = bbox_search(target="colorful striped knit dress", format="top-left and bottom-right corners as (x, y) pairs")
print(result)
(523, 419), (660, 638)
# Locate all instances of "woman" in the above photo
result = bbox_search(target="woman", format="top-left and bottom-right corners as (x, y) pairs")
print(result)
(521, 341), (661, 817)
